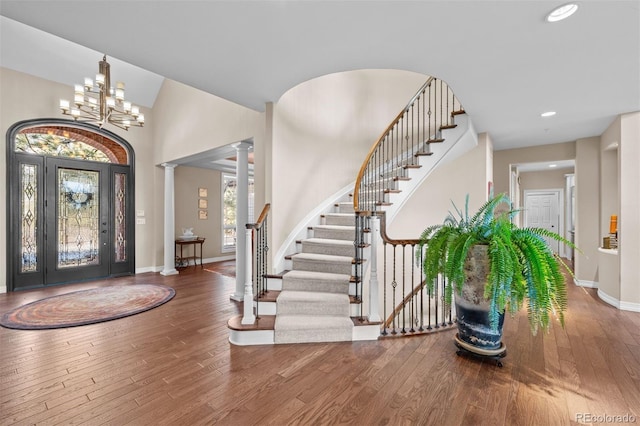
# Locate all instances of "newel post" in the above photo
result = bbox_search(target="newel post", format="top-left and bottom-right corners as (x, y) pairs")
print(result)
(368, 215), (381, 322)
(241, 227), (256, 324)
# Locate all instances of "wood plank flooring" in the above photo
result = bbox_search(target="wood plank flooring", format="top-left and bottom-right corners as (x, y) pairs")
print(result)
(1, 261), (639, 425)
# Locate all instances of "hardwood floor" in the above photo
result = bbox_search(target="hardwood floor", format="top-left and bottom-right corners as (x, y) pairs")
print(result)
(1, 261), (639, 425)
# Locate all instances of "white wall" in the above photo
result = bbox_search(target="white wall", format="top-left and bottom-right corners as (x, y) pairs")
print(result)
(270, 69), (428, 257)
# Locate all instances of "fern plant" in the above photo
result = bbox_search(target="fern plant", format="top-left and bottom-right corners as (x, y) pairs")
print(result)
(418, 193), (576, 335)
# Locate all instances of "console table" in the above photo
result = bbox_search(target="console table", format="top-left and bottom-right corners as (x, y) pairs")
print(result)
(175, 237), (206, 268)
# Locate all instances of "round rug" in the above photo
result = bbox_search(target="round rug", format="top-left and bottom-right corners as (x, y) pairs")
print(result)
(0, 284), (175, 330)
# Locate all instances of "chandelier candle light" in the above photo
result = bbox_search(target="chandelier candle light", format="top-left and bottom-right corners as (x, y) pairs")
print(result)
(59, 55), (144, 130)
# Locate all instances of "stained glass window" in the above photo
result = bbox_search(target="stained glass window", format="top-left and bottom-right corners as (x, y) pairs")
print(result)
(15, 133), (111, 162)
(57, 168), (100, 268)
(115, 173), (127, 262)
(20, 164), (38, 273)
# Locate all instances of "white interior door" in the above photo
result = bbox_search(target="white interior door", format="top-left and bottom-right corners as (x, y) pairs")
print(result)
(524, 190), (562, 254)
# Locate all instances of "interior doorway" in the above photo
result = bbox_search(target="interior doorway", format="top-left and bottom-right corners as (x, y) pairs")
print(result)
(524, 189), (564, 256)
(6, 119), (135, 291)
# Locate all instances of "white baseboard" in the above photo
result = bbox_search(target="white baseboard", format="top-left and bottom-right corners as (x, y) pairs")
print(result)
(136, 266), (162, 274)
(136, 255), (236, 275)
(619, 300), (640, 312)
(574, 278), (598, 288)
(228, 329), (275, 346)
(597, 289), (620, 308)
(0, 285), (6, 294)
(353, 324), (381, 341)
(598, 289), (640, 312)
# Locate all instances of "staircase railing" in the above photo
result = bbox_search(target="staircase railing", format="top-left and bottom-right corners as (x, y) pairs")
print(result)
(241, 203), (270, 325)
(377, 211), (454, 335)
(353, 77), (463, 213)
(352, 77), (463, 335)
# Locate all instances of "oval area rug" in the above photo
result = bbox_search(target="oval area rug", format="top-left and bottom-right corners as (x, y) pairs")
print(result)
(0, 284), (175, 330)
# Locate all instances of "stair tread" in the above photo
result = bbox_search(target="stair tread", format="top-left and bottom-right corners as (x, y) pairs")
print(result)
(440, 124), (457, 130)
(291, 252), (353, 263)
(278, 291), (349, 303)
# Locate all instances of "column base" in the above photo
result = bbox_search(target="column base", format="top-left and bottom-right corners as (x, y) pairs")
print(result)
(160, 268), (179, 276)
(230, 293), (244, 302)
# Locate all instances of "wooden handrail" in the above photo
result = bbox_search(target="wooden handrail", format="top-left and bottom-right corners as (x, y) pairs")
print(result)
(383, 281), (424, 329)
(247, 203), (270, 230)
(353, 77), (434, 211)
(376, 211), (421, 246)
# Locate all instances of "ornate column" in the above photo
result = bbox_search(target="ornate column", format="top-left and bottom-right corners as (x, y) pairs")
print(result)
(230, 141), (252, 301)
(241, 228), (256, 324)
(368, 215), (381, 322)
(160, 163), (179, 276)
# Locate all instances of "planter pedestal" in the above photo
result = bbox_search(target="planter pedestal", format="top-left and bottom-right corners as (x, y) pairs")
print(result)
(454, 333), (507, 367)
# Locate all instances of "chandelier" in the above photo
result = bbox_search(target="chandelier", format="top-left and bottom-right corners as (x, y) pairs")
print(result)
(59, 55), (144, 130)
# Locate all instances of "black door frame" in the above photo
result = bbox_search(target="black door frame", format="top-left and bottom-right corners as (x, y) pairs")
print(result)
(6, 119), (136, 291)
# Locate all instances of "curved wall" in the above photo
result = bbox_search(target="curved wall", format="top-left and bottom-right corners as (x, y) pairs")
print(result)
(270, 69), (428, 257)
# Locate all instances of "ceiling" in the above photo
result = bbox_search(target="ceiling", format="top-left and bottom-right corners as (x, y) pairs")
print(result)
(1, 0), (638, 153)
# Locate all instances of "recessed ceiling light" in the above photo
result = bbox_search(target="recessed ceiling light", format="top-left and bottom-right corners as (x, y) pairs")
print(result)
(546, 3), (579, 22)
(549, 164), (558, 168)
(541, 111), (556, 117)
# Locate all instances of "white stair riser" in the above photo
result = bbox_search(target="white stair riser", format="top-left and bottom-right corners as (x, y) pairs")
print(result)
(313, 227), (355, 241)
(266, 277), (282, 291)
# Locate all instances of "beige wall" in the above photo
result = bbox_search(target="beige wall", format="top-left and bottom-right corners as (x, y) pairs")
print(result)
(600, 117), (620, 240)
(174, 166), (229, 260)
(271, 69), (428, 256)
(388, 132), (493, 238)
(151, 78), (265, 268)
(519, 168), (573, 196)
(619, 112), (640, 306)
(574, 137), (601, 284)
(0, 68), (156, 292)
(151, 79), (264, 166)
(493, 141), (576, 195)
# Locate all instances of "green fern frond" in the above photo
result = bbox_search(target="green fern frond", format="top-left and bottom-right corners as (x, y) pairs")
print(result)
(417, 193), (576, 336)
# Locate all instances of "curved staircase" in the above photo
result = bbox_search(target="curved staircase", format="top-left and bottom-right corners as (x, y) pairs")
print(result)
(229, 76), (471, 345)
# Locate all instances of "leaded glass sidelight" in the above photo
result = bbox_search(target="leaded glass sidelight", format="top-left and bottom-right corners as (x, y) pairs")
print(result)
(57, 168), (100, 268)
(114, 173), (127, 262)
(20, 164), (38, 273)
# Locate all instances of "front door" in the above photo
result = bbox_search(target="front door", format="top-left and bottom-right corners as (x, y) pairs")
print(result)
(8, 121), (135, 291)
(45, 158), (111, 284)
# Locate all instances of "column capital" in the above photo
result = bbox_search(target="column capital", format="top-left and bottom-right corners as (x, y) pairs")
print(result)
(161, 163), (178, 169)
(233, 140), (253, 152)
